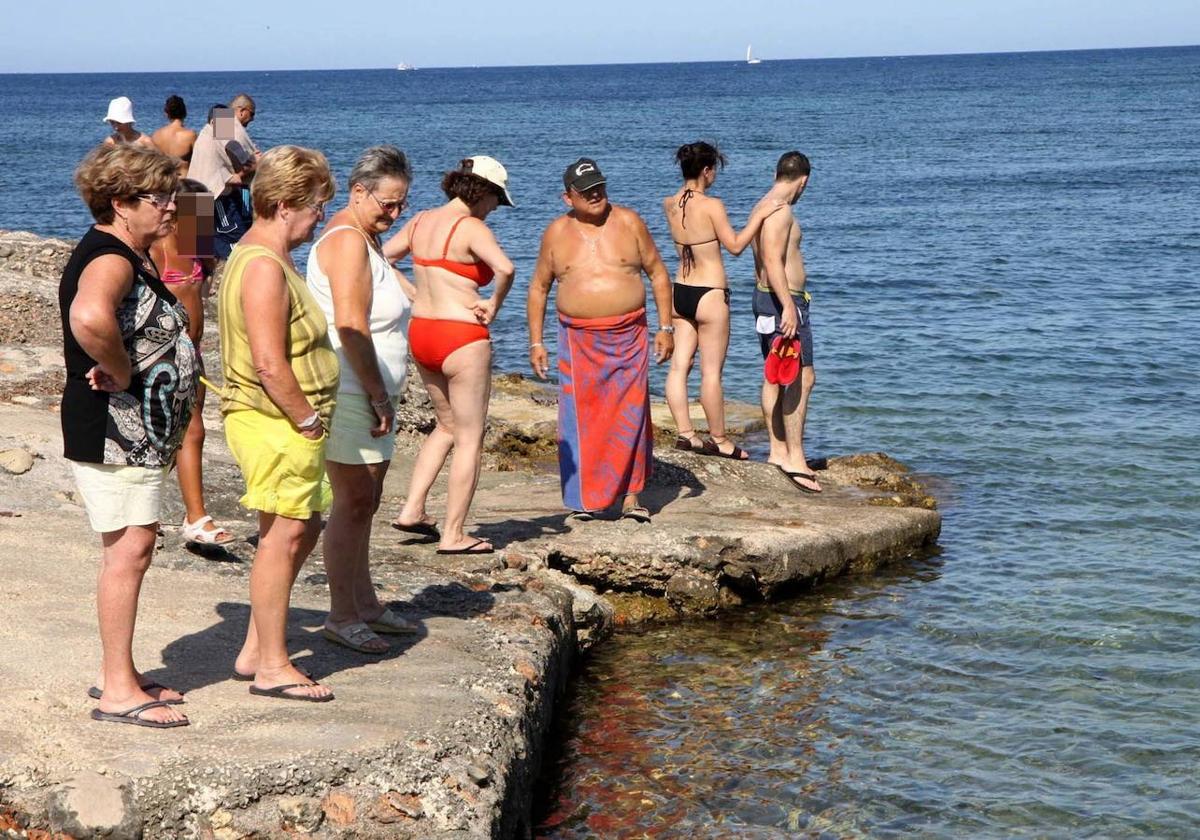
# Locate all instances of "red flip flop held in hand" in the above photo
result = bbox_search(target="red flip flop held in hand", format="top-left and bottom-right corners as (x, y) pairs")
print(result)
(765, 335), (803, 385)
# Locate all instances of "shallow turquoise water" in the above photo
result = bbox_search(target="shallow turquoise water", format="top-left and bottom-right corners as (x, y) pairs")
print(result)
(3, 46), (1198, 837)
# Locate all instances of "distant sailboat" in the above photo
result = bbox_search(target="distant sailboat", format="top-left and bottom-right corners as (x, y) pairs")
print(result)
(746, 45), (762, 65)
(396, 62), (416, 71)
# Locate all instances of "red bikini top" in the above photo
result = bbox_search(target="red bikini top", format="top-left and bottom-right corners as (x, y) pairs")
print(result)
(410, 212), (494, 286)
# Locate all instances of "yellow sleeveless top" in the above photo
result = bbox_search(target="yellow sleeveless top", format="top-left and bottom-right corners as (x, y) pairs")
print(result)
(216, 243), (339, 421)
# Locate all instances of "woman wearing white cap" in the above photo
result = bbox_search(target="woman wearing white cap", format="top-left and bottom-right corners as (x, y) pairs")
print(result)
(383, 156), (515, 555)
(102, 97), (156, 149)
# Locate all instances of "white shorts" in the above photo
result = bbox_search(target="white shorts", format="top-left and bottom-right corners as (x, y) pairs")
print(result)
(325, 392), (398, 465)
(70, 461), (167, 533)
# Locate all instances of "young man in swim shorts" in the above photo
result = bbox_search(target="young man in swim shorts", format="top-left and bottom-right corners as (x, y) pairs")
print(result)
(752, 151), (821, 493)
(527, 158), (674, 522)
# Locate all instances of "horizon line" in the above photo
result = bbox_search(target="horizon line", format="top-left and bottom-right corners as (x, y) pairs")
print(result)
(1, 42), (1196, 76)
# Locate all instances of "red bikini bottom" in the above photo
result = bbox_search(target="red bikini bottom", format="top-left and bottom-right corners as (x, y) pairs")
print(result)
(408, 317), (491, 373)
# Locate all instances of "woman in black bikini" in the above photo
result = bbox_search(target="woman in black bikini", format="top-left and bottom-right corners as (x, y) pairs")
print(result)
(662, 141), (781, 459)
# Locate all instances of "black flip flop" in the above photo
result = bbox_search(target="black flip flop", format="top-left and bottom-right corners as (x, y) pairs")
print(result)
(231, 664), (312, 682)
(248, 682), (335, 703)
(435, 538), (495, 556)
(621, 506), (652, 523)
(702, 438), (750, 461)
(391, 520), (440, 538)
(776, 464), (822, 494)
(90, 700), (189, 729)
(566, 510), (595, 522)
(86, 681), (184, 704)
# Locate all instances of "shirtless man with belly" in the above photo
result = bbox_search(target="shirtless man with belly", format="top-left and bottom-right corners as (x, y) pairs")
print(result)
(527, 158), (673, 522)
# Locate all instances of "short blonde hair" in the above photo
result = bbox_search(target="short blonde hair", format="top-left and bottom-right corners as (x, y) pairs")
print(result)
(251, 145), (336, 220)
(74, 144), (180, 224)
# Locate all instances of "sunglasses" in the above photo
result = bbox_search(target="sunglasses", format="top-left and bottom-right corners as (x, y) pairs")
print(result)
(367, 187), (408, 215)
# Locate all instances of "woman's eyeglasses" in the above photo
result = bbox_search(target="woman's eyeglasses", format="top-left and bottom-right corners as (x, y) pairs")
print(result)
(135, 192), (178, 210)
(367, 188), (408, 215)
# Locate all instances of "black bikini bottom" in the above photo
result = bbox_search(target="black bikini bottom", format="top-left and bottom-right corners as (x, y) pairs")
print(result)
(672, 284), (730, 321)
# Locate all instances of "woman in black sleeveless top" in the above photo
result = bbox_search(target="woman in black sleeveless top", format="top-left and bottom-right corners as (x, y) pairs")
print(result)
(61, 144), (196, 729)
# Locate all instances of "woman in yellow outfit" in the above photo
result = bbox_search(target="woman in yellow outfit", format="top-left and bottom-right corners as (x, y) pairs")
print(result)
(217, 145), (339, 702)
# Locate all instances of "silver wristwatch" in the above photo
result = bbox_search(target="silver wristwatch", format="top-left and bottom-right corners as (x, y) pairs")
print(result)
(658, 325), (675, 334)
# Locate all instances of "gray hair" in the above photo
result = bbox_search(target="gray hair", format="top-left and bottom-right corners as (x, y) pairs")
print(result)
(349, 145), (412, 191)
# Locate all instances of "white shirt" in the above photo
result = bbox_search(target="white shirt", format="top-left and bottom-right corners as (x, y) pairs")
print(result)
(306, 225), (411, 396)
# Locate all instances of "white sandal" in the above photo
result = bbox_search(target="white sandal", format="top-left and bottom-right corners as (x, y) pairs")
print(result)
(366, 608), (419, 635)
(181, 515), (237, 546)
(322, 621), (388, 654)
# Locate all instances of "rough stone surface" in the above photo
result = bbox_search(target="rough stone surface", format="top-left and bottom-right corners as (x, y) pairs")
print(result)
(0, 448), (33, 475)
(46, 771), (141, 840)
(278, 796), (323, 833)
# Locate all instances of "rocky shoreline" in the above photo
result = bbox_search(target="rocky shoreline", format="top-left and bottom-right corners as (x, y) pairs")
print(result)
(0, 230), (940, 838)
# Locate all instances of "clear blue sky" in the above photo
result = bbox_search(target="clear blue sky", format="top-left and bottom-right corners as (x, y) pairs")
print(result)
(4, 0), (1198, 73)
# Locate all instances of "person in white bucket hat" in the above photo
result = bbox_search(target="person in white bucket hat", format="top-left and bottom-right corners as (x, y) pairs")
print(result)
(103, 97), (155, 149)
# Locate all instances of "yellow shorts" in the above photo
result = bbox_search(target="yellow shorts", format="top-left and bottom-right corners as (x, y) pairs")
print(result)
(224, 409), (332, 519)
(325, 392), (398, 465)
(70, 461), (167, 533)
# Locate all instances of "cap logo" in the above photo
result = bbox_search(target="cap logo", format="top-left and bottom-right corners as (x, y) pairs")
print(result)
(575, 163), (595, 176)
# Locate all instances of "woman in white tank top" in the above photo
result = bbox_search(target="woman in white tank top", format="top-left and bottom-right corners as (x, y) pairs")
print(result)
(305, 146), (418, 655)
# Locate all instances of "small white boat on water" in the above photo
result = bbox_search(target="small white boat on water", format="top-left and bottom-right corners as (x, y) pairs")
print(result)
(396, 62), (416, 71)
(746, 45), (762, 65)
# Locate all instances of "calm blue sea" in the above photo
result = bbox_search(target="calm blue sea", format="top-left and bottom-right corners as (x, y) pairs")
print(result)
(2, 46), (1198, 837)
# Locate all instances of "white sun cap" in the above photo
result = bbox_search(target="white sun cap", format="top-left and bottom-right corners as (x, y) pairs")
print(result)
(465, 155), (515, 207)
(103, 96), (136, 125)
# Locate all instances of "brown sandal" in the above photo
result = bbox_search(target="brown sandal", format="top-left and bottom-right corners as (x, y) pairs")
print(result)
(702, 437), (750, 461)
(674, 431), (703, 452)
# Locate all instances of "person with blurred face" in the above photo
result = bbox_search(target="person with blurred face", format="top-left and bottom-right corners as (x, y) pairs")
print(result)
(526, 158), (673, 523)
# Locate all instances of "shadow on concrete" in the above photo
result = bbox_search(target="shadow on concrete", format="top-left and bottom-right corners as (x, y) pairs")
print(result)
(641, 455), (706, 515)
(181, 541), (246, 563)
(150, 583), (495, 693)
(472, 512), (572, 549)
(469, 455), (709, 545)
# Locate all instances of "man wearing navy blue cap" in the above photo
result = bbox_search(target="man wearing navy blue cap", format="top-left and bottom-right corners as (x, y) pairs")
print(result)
(527, 158), (674, 523)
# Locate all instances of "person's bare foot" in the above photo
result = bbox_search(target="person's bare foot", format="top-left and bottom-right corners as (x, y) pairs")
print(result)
(97, 687), (189, 725)
(778, 462), (821, 493)
(323, 618), (390, 653)
(393, 512), (436, 528)
(436, 536), (494, 554)
(93, 671), (184, 704)
(705, 435), (750, 460)
(391, 510), (439, 538)
(252, 662), (334, 700)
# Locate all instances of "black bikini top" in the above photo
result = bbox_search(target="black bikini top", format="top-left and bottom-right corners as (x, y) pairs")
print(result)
(674, 188), (718, 277)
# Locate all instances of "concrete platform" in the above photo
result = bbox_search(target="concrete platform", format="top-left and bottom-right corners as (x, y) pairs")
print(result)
(0, 230), (941, 838)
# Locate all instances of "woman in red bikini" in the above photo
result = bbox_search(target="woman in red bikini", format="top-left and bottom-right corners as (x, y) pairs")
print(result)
(150, 179), (233, 547)
(383, 157), (515, 554)
(662, 141), (782, 460)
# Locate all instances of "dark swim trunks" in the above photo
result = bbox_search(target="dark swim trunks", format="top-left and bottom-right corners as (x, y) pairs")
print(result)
(753, 285), (813, 366)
